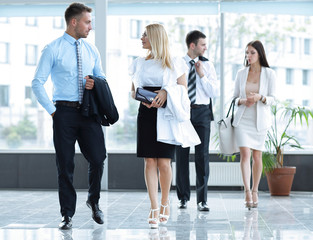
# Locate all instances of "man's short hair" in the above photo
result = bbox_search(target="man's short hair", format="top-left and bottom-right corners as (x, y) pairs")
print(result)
(186, 30), (206, 48)
(65, 2), (92, 25)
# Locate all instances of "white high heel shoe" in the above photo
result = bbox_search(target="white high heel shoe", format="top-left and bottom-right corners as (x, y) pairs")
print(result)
(148, 208), (159, 229)
(159, 201), (170, 225)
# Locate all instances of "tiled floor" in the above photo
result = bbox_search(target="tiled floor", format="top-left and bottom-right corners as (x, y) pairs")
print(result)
(0, 190), (313, 239)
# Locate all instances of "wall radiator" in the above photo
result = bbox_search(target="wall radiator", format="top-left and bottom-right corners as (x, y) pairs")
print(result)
(172, 162), (243, 187)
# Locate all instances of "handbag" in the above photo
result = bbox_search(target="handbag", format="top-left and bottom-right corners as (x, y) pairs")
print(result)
(135, 87), (166, 108)
(217, 98), (239, 155)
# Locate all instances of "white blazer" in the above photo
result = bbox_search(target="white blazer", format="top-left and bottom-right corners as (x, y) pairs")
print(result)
(157, 84), (201, 148)
(232, 66), (276, 131)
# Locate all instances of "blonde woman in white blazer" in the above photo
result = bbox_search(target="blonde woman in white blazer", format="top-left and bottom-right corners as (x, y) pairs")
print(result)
(233, 40), (276, 209)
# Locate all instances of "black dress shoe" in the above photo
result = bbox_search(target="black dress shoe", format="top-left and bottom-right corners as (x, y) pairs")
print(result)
(59, 216), (72, 230)
(178, 200), (187, 209)
(197, 202), (210, 211)
(86, 200), (104, 224)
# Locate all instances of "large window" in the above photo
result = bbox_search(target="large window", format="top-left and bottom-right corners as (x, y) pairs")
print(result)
(0, 16), (68, 150)
(106, 15), (220, 151)
(0, 5), (312, 152)
(224, 13), (313, 151)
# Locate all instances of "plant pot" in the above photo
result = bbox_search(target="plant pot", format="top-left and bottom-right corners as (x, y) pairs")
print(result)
(265, 167), (296, 196)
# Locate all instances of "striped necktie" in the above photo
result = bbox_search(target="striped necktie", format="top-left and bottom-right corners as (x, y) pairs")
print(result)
(188, 60), (196, 104)
(75, 40), (83, 104)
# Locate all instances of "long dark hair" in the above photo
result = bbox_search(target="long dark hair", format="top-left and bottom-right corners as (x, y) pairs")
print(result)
(244, 40), (270, 68)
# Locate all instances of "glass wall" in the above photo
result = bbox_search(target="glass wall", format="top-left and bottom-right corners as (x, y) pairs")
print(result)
(0, 5), (312, 152)
(0, 16), (95, 150)
(223, 13), (313, 150)
(105, 15), (220, 151)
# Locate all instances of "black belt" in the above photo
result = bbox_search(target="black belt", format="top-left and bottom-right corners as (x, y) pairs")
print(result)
(190, 104), (208, 109)
(55, 101), (81, 109)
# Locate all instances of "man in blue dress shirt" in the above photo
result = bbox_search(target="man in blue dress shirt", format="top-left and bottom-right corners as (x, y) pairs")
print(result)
(32, 3), (106, 229)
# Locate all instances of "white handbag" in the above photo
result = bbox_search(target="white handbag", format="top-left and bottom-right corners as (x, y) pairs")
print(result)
(217, 99), (240, 155)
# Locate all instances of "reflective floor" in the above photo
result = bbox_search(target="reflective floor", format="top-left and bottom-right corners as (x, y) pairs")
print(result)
(1, 190), (313, 240)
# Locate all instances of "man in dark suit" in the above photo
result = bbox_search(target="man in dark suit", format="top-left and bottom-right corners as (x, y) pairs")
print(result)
(176, 30), (219, 211)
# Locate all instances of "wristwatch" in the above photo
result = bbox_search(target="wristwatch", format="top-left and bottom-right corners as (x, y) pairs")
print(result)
(260, 95), (265, 102)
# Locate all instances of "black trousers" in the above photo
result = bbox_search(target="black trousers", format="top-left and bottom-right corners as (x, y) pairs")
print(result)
(176, 105), (212, 204)
(53, 105), (106, 217)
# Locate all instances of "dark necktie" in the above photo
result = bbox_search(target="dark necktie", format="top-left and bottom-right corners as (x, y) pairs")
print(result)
(188, 60), (196, 104)
(75, 40), (83, 104)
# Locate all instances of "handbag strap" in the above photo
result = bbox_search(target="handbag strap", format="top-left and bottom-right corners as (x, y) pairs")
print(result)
(226, 98), (236, 125)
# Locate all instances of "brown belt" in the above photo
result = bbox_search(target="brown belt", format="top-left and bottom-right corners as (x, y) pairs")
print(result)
(55, 101), (81, 109)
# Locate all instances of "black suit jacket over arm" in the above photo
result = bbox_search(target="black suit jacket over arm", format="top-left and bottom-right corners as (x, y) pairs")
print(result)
(81, 75), (119, 126)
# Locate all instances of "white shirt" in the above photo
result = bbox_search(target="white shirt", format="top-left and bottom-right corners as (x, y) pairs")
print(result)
(129, 56), (200, 147)
(140, 59), (163, 86)
(184, 55), (219, 104)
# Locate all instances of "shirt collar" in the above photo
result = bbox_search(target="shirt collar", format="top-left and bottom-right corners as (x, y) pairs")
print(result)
(63, 32), (81, 45)
(185, 54), (199, 63)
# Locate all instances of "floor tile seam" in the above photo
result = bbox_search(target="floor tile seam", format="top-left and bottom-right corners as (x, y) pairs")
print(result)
(75, 192), (130, 229)
(116, 194), (149, 229)
(218, 192), (235, 238)
(0, 200), (60, 229)
(1, 192), (57, 214)
(265, 197), (307, 235)
(256, 211), (275, 238)
(276, 196), (313, 233)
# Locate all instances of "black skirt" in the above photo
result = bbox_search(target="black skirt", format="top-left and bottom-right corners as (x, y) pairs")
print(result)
(137, 86), (175, 158)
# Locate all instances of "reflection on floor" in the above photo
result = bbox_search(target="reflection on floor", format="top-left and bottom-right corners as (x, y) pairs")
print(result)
(0, 190), (313, 239)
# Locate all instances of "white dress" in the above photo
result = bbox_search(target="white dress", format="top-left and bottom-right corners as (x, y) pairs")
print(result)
(234, 81), (267, 151)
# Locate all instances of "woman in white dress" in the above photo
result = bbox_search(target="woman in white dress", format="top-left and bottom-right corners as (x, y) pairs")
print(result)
(129, 24), (187, 228)
(232, 40), (276, 209)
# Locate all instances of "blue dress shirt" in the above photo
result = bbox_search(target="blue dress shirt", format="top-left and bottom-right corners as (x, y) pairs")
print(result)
(32, 32), (105, 114)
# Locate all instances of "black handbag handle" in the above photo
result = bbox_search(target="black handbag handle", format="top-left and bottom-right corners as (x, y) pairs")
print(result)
(226, 98), (236, 125)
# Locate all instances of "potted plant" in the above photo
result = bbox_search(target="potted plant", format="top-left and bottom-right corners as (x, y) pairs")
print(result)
(263, 102), (313, 196)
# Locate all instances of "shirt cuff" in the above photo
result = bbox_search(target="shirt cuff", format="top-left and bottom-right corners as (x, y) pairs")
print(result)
(46, 104), (56, 115)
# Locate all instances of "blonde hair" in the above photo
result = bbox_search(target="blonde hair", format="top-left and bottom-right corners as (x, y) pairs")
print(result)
(146, 24), (172, 70)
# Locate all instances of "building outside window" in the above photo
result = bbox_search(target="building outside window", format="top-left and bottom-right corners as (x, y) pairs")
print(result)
(0, 42), (9, 64)
(25, 86), (37, 107)
(130, 19), (142, 39)
(53, 17), (64, 29)
(25, 44), (38, 66)
(25, 17), (37, 26)
(0, 85), (9, 107)
(0, 8), (312, 151)
(286, 68), (293, 85)
(302, 99), (309, 107)
(304, 38), (311, 55)
(288, 36), (295, 53)
(302, 69), (309, 85)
